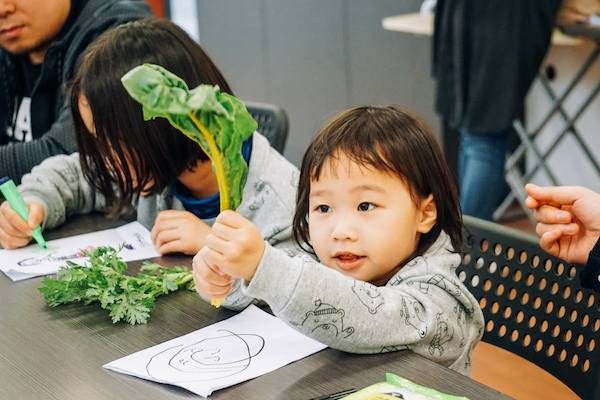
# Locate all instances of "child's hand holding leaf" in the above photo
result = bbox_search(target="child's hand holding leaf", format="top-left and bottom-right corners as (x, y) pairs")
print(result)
(200, 210), (265, 283)
(192, 249), (233, 302)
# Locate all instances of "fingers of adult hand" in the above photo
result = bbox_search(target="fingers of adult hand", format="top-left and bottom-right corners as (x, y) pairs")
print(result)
(525, 184), (584, 206)
(524, 196), (540, 209)
(539, 229), (562, 257)
(535, 205), (572, 224)
(536, 222), (578, 238)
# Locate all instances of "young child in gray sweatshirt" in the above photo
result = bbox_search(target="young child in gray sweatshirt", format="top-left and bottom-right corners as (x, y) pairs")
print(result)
(193, 105), (484, 375)
(0, 19), (298, 259)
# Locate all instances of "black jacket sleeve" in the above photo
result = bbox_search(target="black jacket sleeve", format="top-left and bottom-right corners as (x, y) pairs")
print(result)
(581, 238), (600, 293)
(0, 104), (76, 184)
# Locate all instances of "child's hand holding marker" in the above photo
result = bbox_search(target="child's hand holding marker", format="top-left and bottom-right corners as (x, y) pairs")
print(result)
(192, 210), (266, 305)
(0, 177), (47, 249)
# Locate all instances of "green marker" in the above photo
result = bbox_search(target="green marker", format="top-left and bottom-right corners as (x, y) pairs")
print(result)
(0, 177), (47, 249)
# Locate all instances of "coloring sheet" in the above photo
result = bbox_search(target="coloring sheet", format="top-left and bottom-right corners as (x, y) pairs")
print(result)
(104, 305), (327, 397)
(0, 222), (159, 281)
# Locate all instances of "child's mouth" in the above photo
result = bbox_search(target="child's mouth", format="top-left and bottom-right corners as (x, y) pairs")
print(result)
(333, 253), (365, 270)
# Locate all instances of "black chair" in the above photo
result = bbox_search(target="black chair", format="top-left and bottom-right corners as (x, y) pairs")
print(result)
(457, 215), (600, 400)
(245, 101), (289, 154)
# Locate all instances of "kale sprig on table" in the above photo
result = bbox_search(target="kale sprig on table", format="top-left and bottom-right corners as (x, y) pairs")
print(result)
(39, 246), (194, 325)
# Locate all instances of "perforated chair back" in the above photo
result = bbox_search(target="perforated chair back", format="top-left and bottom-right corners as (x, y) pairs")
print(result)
(457, 216), (600, 400)
(245, 101), (289, 154)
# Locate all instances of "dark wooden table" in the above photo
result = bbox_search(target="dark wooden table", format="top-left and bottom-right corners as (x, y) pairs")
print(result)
(0, 214), (511, 400)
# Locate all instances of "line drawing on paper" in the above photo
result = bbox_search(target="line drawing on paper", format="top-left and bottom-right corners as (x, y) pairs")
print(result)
(145, 329), (265, 383)
(132, 232), (150, 247)
(16, 245), (97, 267)
(16, 242), (136, 268)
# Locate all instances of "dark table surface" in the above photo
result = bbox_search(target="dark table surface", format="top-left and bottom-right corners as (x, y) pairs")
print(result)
(0, 214), (511, 400)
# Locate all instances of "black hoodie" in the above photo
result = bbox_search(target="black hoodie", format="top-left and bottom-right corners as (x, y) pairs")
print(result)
(0, 0), (151, 183)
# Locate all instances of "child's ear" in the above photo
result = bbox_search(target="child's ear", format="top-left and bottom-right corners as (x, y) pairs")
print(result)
(417, 194), (437, 234)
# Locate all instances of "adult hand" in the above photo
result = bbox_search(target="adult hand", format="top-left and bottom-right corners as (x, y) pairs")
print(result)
(0, 201), (45, 249)
(201, 210), (265, 282)
(192, 247), (233, 301)
(525, 183), (600, 264)
(151, 210), (211, 255)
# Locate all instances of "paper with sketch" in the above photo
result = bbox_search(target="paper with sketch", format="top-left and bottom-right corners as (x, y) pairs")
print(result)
(0, 222), (159, 281)
(104, 305), (327, 397)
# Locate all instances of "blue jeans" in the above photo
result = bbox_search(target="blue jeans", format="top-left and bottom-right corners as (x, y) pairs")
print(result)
(458, 129), (509, 220)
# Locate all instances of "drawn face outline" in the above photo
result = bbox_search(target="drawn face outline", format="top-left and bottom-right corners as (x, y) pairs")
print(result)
(170, 333), (261, 370)
(145, 329), (266, 383)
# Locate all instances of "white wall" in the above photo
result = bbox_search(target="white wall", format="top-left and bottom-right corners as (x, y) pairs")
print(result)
(526, 40), (600, 192)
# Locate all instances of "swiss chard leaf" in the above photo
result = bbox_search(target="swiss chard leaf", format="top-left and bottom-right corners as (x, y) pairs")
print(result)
(121, 63), (257, 211)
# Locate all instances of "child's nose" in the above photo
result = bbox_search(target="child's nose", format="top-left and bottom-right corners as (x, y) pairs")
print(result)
(330, 220), (358, 241)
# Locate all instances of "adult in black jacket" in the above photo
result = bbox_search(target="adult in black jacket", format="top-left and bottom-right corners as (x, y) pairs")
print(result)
(0, 0), (151, 183)
(432, 0), (562, 220)
(525, 183), (600, 293)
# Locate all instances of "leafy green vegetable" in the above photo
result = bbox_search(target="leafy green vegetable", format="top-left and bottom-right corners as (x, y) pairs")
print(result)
(39, 247), (195, 325)
(121, 63), (257, 211)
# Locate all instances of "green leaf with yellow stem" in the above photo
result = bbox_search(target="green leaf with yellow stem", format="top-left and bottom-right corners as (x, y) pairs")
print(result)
(121, 63), (257, 211)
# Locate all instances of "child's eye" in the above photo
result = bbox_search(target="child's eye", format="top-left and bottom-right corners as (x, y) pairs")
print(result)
(358, 202), (375, 211)
(314, 204), (331, 213)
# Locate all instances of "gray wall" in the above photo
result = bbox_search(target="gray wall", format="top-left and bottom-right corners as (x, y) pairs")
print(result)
(193, 0), (438, 165)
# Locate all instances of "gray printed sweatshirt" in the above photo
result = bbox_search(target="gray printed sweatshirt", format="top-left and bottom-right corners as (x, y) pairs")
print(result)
(242, 232), (485, 375)
(17, 133), (301, 289)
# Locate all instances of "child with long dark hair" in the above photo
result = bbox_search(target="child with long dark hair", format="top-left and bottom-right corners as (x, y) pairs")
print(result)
(0, 18), (298, 309)
(193, 105), (484, 374)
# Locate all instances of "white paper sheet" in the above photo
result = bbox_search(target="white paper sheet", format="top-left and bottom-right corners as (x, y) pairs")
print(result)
(104, 305), (327, 397)
(0, 222), (159, 281)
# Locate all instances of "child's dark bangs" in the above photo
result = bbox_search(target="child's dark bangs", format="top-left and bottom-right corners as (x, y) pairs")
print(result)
(308, 120), (395, 181)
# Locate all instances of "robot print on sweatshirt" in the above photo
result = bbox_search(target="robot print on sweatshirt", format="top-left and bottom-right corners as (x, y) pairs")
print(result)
(301, 300), (355, 338)
(429, 313), (454, 357)
(351, 281), (384, 314)
(417, 274), (463, 298)
(399, 296), (427, 337)
(453, 303), (467, 348)
(388, 275), (404, 286)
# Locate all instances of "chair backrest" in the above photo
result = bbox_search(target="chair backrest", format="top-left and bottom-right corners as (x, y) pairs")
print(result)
(457, 216), (600, 400)
(245, 101), (289, 154)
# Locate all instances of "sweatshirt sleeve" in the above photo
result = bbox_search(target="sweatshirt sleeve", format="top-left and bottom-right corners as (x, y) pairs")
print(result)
(0, 105), (78, 184)
(242, 244), (483, 373)
(217, 234), (305, 311)
(18, 152), (106, 229)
